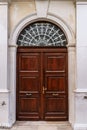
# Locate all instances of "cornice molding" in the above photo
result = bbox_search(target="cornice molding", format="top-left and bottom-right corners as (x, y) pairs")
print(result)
(0, 0), (77, 3)
(76, 0), (87, 5)
(0, 0), (11, 4)
(0, 89), (10, 93)
(9, 44), (18, 48)
(74, 89), (87, 93)
(0, 2), (8, 5)
(76, 0), (87, 1)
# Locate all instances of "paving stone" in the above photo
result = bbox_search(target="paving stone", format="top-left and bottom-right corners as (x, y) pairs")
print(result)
(38, 126), (58, 130)
(1, 121), (72, 130)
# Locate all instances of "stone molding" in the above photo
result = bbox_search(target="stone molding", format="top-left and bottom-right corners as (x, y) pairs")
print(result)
(67, 44), (76, 47)
(0, 89), (10, 93)
(47, 12), (75, 45)
(9, 44), (18, 48)
(74, 89), (87, 93)
(76, 1), (87, 5)
(74, 124), (87, 130)
(0, 123), (12, 128)
(74, 89), (87, 99)
(9, 13), (75, 46)
(0, 2), (8, 5)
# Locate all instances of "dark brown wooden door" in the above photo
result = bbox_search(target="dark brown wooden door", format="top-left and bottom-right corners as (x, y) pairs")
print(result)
(16, 47), (68, 121)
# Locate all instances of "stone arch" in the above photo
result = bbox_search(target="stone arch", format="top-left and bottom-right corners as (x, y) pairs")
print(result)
(9, 13), (75, 46)
(17, 21), (68, 47)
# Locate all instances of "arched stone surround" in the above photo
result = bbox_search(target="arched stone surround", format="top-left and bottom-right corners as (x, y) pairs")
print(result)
(9, 13), (75, 127)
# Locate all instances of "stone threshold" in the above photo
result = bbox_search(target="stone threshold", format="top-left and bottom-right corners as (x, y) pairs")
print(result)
(15, 121), (71, 126)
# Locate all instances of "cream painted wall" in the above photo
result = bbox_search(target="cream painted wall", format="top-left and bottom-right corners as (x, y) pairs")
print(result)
(9, 0), (75, 37)
(9, 0), (36, 33)
(48, 0), (75, 34)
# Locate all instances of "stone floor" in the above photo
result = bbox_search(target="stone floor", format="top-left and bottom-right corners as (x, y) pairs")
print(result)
(0, 121), (73, 130)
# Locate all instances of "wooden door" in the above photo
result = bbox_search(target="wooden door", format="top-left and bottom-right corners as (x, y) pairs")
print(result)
(16, 47), (68, 121)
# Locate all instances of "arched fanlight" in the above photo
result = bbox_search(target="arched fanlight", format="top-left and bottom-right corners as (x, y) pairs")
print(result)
(17, 22), (67, 47)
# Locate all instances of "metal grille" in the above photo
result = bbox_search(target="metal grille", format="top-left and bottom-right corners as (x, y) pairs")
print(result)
(17, 22), (67, 46)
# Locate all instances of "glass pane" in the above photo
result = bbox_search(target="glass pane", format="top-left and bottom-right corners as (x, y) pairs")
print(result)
(17, 22), (67, 47)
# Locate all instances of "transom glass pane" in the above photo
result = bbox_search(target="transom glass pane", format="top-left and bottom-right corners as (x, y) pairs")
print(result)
(17, 22), (67, 46)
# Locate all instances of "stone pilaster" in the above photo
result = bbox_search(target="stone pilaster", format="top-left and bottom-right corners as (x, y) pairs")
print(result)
(74, 1), (87, 130)
(67, 45), (76, 127)
(8, 45), (17, 127)
(0, 2), (10, 128)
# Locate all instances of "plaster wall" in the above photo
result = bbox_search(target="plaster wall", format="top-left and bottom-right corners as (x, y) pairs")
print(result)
(9, 0), (75, 36)
(0, 4), (8, 90)
(48, 0), (75, 34)
(74, 2), (87, 130)
(77, 3), (87, 89)
(9, 0), (36, 33)
(0, 3), (10, 127)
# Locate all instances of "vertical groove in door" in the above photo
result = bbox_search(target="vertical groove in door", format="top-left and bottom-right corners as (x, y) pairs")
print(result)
(40, 52), (44, 120)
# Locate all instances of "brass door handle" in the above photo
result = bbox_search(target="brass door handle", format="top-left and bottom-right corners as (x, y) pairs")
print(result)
(26, 93), (32, 96)
(43, 86), (47, 94)
(52, 93), (59, 96)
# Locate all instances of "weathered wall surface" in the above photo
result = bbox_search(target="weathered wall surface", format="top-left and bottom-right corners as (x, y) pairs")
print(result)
(9, 0), (75, 36)
(9, 0), (36, 33)
(48, 0), (75, 34)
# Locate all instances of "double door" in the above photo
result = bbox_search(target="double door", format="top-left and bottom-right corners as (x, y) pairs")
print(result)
(16, 47), (68, 121)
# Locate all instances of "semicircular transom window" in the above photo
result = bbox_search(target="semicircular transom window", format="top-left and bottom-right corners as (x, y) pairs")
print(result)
(17, 22), (67, 47)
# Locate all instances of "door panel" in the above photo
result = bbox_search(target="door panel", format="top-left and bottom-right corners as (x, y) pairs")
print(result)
(19, 97), (40, 113)
(43, 52), (68, 120)
(45, 97), (67, 113)
(20, 54), (39, 71)
(44, 53), (66, 72)
(45, 76), (66, 92)
(17, 47), (68, 121)
(19, 76), (40, 91)
(44, 96), (67, 120)
(17, 52), (41, 120)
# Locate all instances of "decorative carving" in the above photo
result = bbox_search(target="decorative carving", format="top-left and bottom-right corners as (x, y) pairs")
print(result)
(17, 22), (67, 47)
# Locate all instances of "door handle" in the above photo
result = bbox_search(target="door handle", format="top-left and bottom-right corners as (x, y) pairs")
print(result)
(52, 93), (59, 96)
(43, 86), (47, 94)
(26, 93), (32, 96)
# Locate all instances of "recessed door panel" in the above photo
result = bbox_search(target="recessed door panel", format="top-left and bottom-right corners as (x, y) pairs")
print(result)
(44, 53), (66, 72)
(19, 76), (40, 91)
(45, 76), (66, 93)
(17, 51), (41, 120)
(44, 96), (68, 120)
(19, 97), (40, 113)
(19, 53), (40, 71)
